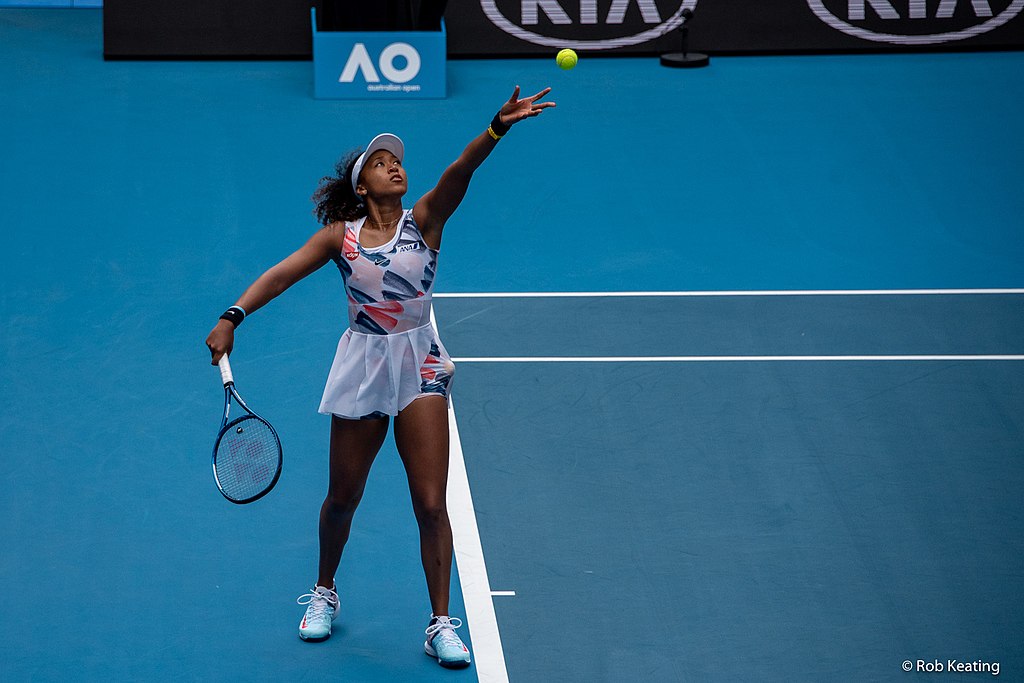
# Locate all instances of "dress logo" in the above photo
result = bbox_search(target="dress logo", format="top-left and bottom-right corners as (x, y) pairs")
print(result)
(343, 228), (361, 261)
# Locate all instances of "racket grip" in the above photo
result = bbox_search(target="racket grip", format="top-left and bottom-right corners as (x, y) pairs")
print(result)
(218, 354), (234, 386)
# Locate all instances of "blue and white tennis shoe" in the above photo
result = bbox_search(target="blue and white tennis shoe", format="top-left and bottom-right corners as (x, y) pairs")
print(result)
(424, 615), (471, 668)
(296, 585), (339, 641)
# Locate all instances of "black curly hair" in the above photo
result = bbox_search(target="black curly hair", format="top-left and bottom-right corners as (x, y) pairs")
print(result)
(312, 150), (367, 225)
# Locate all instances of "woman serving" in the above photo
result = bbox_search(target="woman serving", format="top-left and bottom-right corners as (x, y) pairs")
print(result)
(205, 86), (555, 669)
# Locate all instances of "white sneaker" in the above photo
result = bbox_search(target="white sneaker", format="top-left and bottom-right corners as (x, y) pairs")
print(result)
(424, 615), (471, 668)
(296, 585), (339, 642)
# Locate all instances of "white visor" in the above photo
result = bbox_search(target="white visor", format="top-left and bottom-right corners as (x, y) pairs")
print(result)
(351, 133), (405, 195)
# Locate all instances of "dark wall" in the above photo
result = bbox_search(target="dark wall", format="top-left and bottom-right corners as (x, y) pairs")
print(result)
(103, 1), (439, 59)
(104, 0), (314, 59)
(104, 1), (1024, 59)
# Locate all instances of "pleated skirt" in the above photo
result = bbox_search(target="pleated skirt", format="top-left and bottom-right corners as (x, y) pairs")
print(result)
(318, 322), (455, 419)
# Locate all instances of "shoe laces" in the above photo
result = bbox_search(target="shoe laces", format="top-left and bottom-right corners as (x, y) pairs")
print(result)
(425, 615), (464, 647)
(296, 586), (338, 620)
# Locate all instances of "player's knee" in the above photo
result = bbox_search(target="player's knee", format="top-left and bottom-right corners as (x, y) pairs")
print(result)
(322, 491), (361, 518)
(413, 500), (449, 531)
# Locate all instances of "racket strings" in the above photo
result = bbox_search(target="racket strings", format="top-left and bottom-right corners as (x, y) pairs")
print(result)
(214, 416), (281, 501)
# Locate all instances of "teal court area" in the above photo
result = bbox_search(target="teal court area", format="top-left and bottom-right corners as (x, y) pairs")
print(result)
(2, 9), (1023, 682)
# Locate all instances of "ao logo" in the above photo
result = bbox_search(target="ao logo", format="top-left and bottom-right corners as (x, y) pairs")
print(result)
(807, 0), (1024, 45)
(480, 0), (698, 49)
(340, 42), (421, 84)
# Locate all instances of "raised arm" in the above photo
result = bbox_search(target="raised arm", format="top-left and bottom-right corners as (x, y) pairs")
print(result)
(413, 86), (555, 247)
(205, 223), (343, 364)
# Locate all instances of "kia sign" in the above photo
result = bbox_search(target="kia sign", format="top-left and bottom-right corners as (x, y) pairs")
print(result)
(445, 0), (1024, 55)
(807, 0), (1024, 46)
(103, 0), (1023, 59)
(478, 0), (696, 49)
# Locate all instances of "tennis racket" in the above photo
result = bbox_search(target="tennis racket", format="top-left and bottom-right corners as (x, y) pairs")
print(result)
(212, 354), (282, 504)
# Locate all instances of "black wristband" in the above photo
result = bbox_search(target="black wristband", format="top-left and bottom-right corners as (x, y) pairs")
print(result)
(490, 111), (511, 137)
(219, 306), (245, 328)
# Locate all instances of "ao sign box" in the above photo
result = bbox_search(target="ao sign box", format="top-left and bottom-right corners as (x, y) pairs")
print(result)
(311, 9), (447, 99)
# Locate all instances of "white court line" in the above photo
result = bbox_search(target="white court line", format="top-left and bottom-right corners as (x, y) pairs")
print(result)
(432, 307), (509, 683)
(453, 355), (1024, 363)
(446, 395), (508, 683)
(438, 292), (1024, 362)
(435, 289), (1024, 298)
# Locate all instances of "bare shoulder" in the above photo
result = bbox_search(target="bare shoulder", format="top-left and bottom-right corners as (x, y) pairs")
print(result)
(412, 199), (430, 231)
(412, 199), (442, 248)
(318, 221), (348, 249)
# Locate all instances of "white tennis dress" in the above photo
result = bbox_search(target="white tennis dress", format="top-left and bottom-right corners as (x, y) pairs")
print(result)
(318, 210), (455, 419)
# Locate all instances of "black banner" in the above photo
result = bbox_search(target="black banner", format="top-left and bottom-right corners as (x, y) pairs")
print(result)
(104, 0), (1024, 59)
(448, 0), (1024, 56)
(103, 1), (440, 58)
(103, 0), (313, 59)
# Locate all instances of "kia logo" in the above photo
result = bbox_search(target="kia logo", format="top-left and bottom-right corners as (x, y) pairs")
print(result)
(808, 0), (1024, 45)
(480, 0), (698, 49)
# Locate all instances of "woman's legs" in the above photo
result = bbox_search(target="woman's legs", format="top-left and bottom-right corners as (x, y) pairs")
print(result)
(317, 414), (390, 588)
(393, 395), (453, 616)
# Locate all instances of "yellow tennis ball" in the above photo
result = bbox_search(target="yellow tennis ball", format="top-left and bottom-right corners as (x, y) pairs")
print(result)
(556, 48), (578, 70)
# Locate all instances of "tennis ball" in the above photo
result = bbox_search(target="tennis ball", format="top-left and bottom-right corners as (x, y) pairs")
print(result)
(556, 48), (578, 70)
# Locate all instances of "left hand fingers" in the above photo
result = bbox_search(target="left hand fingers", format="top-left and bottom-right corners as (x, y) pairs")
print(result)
(523, 102), (556, 119)
(506, 102), (556, 123)
(526, 87), (553, 103)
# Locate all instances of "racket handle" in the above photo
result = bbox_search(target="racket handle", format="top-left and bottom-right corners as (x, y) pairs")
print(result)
(218, 354), (234, 386)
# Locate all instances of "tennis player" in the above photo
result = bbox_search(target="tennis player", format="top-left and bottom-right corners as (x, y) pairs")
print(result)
(205, 85), (555, 669)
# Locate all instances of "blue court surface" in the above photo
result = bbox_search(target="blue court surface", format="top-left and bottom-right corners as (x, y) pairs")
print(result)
(2, 9), (1023, 683)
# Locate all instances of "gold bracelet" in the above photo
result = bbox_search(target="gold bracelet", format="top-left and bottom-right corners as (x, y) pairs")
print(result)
(486, 125), (503, 141)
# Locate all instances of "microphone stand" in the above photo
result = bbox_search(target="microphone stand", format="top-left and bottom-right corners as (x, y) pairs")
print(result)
(660, 10), (709, 68)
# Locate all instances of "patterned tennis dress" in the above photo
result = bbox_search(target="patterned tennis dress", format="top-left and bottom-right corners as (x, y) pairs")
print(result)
(318, 210), (455, 419)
